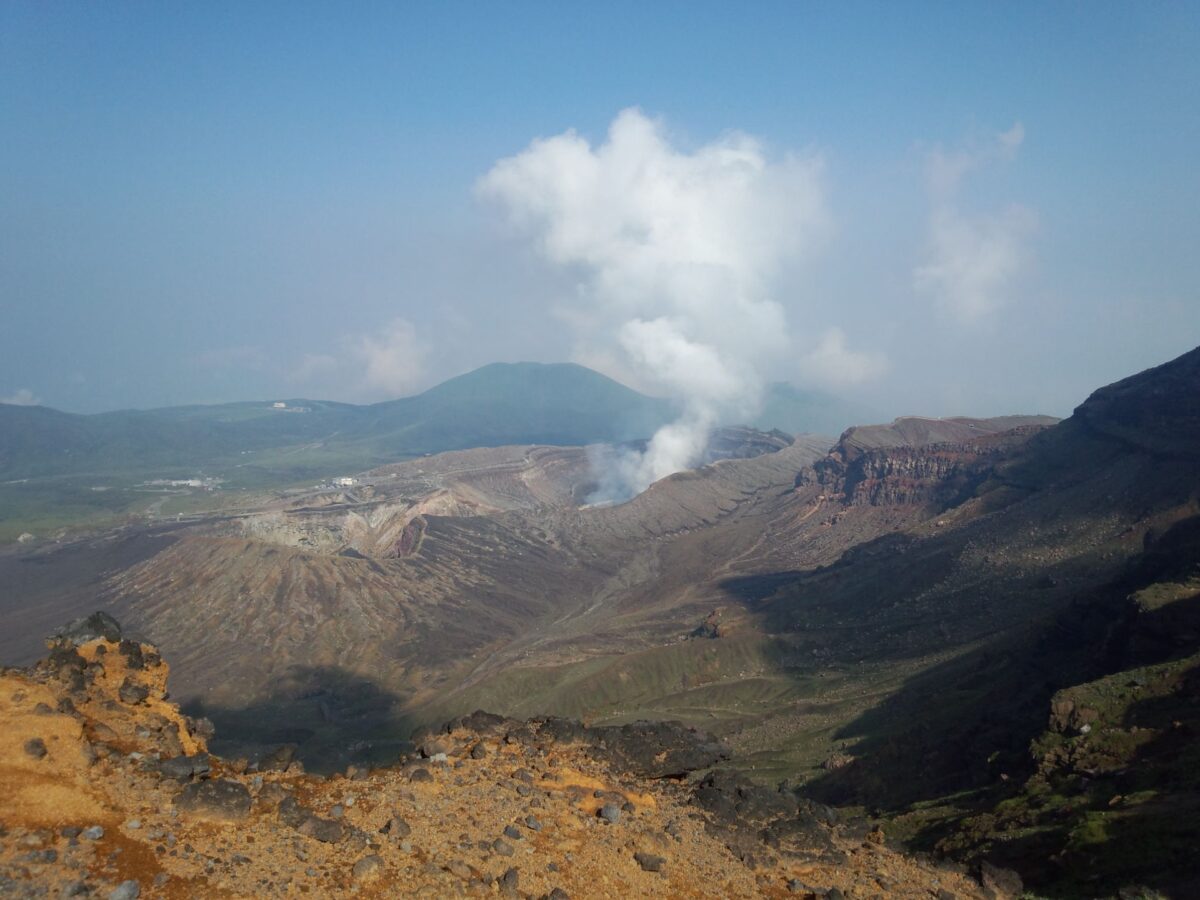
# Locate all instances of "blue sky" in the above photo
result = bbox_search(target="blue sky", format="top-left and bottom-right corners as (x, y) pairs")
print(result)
(2, 2), (1197, 419)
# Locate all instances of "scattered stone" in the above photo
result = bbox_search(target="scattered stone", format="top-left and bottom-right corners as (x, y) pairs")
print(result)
(447, 859), (472, 879)
(500, 867), (519, 891)
(351, 854), (384, 883)
(503, 824), (523, 841)
(256, 744), (297, 772)
(125, 819), (141, 830)
(90, 722), (119, 743)
(409, 767), (434, 783)
(598, 803), (622, 824)
(470, 742), (487, 759)
(277, 796), (312, 828)
(118, 640), (145, 670)
(633, 851), (666, 873)
(107, 880), (139, 900)
(175, 779), (252, 822)
(23, 738), (47, 759)
(158, 753), (211, 782)
(524, 814), (542, 831)
(492, 838), (515, 857)
(380, 816), (412, 839)
(117, 678), (149, 705)
(419, 737), (450, 757)
(298, 817), (345, 843)
(81, 826), (104, 841)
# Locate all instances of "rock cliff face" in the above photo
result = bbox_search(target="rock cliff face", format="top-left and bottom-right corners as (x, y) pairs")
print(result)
(798, 419), (1053, 509)
(0, 616), (998, 899)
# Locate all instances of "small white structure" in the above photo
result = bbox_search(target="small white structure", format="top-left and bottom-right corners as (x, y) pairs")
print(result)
(334, 476), (358, 487)
(272, 401), (287, 409)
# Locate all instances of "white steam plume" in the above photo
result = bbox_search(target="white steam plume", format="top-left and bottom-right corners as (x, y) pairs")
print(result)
(478, 108), (827, 499)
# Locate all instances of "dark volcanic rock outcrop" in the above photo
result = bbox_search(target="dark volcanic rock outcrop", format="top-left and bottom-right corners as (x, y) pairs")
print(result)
(798, 417), (1054, 509)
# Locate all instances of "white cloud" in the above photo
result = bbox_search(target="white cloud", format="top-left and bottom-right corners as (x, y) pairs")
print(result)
(915, 204), (1037, 321)
(1, 388), (40, 406)
(478, 107), (829, 497)
(353, 317), (428, 398)
(798, 328), (888, 388)
(915, 123), (1034, 322)
(925, 122), (1024, 197)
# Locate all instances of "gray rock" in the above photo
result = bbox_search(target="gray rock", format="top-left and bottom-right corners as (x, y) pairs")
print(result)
(277, 795), (312, 828)
(158, 753), (211, 782)
(108, 880), (140, 900)
(117, 678), (149, 705)
(351, 854), (384, 883)
(634, 851), (666, 873)
(53, 611), (122, 646)
(524, 815), (542, 831)
(255, 744), (297, 772)
(298, 816), (345, 843)
(409, 767), (434, 783)
(503, 824), (523, 841)
(23, 738), (47, 759)
(380, 816), (411, 839)
(417, 737), (450, 758)
(470, 742), (487, 759)
(81, 825), (104, 840)
(174, 779), (252, 822)
(492, 838), (515, 857)
(598, 803), (621, 824)
(500, 867), (519, 891)
(446, 859), (473, 879)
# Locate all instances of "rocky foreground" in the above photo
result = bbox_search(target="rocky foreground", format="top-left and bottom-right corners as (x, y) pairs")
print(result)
(0, 614), (1013, 899)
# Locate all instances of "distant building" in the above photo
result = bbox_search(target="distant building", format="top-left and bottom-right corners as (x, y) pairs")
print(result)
(334, 477), (358, 487)
(272, 401), (287, 409)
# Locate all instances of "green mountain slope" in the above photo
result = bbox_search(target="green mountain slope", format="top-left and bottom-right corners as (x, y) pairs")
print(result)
(0, 362), (677, 539)
(0, 363), (674, 483)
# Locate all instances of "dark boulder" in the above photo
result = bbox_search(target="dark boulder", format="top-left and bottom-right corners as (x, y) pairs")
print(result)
(255, 744), (297, 772)
(117, 678), (149, 705)
(157, 753), (211, 782)
(51, 612), (122, 646)
(633, 852), (666, 873)
(298, 816), (345, 843)
(277, 796), (313, 828)
(586, 720), (729, 779)
(174, 779), (251, 821)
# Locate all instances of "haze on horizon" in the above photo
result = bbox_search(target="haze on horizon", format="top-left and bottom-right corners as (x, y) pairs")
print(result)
(2, 3), (1197, 423)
